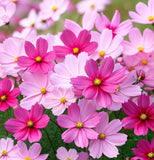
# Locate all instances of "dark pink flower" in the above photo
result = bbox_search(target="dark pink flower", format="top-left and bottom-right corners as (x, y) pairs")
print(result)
(71, 57), (126, 108)
(122, 94), (154, 136)
(53, 29), (98, 59)
(0, 78), (20, 111)
(5, 103), (49, 143)
(132, 138), (154, 160)
(17, 37), (55, 74)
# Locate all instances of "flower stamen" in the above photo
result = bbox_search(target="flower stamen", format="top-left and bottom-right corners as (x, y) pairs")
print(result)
(94, 78), (101, 86)
(76, 122), (83, 128)
(99, 132), (106, 140)
(140, 113), (147, 120)
(27, 121), (33, 127)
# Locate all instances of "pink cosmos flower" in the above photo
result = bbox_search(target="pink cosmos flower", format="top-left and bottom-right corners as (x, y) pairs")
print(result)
(19, 71), (54, 110)
(0, 77), (20, 111)
(132, 138), (154, 160)
(95, 10), (132, 37)
(44, 87), (76, 116)
(122, 28), (154, 55)
(53, 29), (98, 59)
(90, 29), (123, 60)
(77, 0), (110, 30)
(0, 2), (16, 26)
(17, 141), (48, 160)
(50, 52), (89, 89)
(56, 147), (79, 160)
(129, 0), (154, 24)
(122, 94), (154, 136)
(89, 111), (127, 159)
(57, 100), (100, 148)
(17, 37), (55, 74)
(39, 0), (69, 22)
(5, 103), (49, 143)
(0, 37), (26, 77)
(71, 57), (126, 108)
(0, 138), (18, 160)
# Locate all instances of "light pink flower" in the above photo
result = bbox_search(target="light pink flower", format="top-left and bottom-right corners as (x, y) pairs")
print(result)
(77, 152), (89, 160)
(39, 0), (69, 22)
(90, 29), (123, 60)
(129, 0), (154, 24)
(5, 103), (49, 143)
(132, 138), (154, 160)
(44, 87), (76, 115)
(50, 52), (89, 89)
(0, 138), (18, 160)
(77, 0), (110, 30)
(17, 37), (55, 74)
(17, 141), (48, 160)
(89, 111), (127, 158)
(56, 147), (78, 160)
(122, 28), (154, 55)
(57, 100), (100, 148)
(53, 29), (98, 60)
(0, 37), (26, 77)
(95, 10), (132, 37)
(0, 77), (20, 111)
(0, 2), (16, 26)
(71, 57), (126, 108)
(19, 71), (53, 110)
(122, 94), (154, 136)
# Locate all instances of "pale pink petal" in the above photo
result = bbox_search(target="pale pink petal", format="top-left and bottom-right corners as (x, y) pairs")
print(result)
(17, 56), (35, 67)
(29, 143), (41, 158)
(111, 10), (120, 28)
(105, 119), (122, 135)
(68, 103), (80, 122)
(57, 115), (76, 128)
(83, 128), (98, 140)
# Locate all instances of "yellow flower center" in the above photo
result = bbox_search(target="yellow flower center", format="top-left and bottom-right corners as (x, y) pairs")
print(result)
(91, 4), (95, 8)
(142, 60), (147, 65)
(129, 66), (134, 71)
(73, 47), (79, 54)
(99, 132), (106, 140)
(25, 157), (32, 160)
(2, 150), (7, 156)
(140, 113), (147, 120)
(52, 6), (57, 11)
(99, 50), (105, 57)
(27, 121), (33, 127)
(40, 88), (46, 94)
(66, 159), (71, 160)
(36, 56), (42, 62)
(148, 16), (154, 21)
(60, 97), (66, 104)
(1, 95), (6, 102)
(76, 122), (83, 128)
(94, 78), (101, 86)
(11, 0), (17, 3)
(148, 152), (154, 158)
(15, 56), (18, 62)
(116, 86), (120, 92)
(30, 22), (35, 27)
(138, 46), (143, 52)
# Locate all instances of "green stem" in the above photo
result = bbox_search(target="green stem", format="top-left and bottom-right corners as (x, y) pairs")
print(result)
(43, 128), (56, 153)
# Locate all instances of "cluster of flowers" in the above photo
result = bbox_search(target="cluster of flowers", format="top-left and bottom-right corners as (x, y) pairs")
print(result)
(0, 0), (154, 159)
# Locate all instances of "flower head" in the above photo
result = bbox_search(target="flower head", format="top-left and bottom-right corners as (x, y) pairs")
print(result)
(5, 103), (49, 143)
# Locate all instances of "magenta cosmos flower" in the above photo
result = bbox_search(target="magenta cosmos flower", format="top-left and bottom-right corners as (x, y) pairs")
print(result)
(17, 37), (55, 74)
(5, 103), (49, 143)
(57, 100), (100, 148)
(122, 94), (154, 136)
(53, 29), (98, 59)
(0, 77), (20, 111)
(132, 138), (154, 160)
(71, 57), (126, 107)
